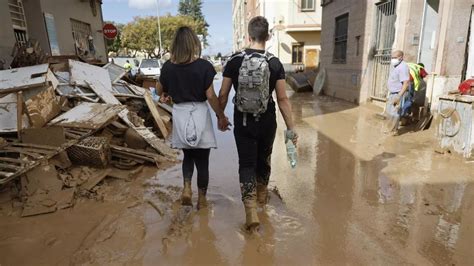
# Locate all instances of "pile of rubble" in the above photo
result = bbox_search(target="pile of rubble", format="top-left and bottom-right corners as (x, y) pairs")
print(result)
(0, 59), (176, 217)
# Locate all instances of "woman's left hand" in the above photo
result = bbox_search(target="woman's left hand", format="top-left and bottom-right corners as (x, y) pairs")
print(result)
(218, 116), (231, 131)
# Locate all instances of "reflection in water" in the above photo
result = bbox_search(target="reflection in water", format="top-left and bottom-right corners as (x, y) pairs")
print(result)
(141, 80), (473, 265)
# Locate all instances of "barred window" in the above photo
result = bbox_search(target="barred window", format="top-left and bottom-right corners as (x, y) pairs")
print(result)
(333, 13), (349, 64)
(301, 0), (315, 11)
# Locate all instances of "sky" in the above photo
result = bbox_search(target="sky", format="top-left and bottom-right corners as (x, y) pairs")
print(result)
(102, 0), (233, 55)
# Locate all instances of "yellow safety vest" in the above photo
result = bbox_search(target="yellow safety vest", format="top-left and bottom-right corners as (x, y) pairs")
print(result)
(407, 63), (423, 91)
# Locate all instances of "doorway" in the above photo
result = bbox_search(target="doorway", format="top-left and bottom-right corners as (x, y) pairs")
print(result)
(418, 0), (440, 73)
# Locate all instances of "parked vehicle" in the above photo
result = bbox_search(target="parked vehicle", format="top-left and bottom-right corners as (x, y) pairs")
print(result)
(138, 59), (161, 78)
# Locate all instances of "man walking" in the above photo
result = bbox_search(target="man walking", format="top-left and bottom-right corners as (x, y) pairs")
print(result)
(386, 50), (411, 134)
(218, 16), (297, 231)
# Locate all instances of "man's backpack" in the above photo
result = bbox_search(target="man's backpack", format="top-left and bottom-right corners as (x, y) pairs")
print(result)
(232, 51), (273, 125)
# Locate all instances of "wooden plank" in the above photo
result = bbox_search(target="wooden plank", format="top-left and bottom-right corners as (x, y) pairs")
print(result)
(46, 69), (59, 90)
(11, 142), (60, 151)
(0, 163), (21, 171)
(144, 90), (168, 138)
(118, 112), (175, 158)
(80, 169), (110, 191)
(22, 127), (66, 147)
(0, 64), (49, 93)
(86, 81), (121, 105)
(69, 60), (113, 93)
(48, 102), (124, 129)
(0, 157), (26, 164)
(24, 86), (61, 128)
(157, 102), (173, 114)
(17, 92), (23, 140)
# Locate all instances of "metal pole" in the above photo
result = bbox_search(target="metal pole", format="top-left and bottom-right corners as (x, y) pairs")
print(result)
(156, 0), (163, 58)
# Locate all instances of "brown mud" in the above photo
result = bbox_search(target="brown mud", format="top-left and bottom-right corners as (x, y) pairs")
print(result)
(0, 76), (473, 265)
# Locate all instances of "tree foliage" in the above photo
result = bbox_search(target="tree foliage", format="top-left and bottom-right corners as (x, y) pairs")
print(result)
(178, 0), (208, 45)
(120, 15), (205, 58)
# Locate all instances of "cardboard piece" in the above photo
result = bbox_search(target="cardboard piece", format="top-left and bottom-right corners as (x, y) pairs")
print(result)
(25, 86), (61, 128)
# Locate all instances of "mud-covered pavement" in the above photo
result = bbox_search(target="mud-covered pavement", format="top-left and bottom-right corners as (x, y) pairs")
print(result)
(1, 75), (473, 265)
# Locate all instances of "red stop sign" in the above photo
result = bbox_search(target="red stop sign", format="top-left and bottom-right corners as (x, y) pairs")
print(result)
(103, 23), (118, 39)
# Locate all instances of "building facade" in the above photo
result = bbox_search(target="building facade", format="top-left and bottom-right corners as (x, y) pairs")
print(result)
(0, 0), (108, 68)
(320, 0), (474, 107)
(233, 0), (322, 71)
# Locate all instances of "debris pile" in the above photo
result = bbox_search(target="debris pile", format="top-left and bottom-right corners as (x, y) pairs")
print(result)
(0, 59), (176, 216)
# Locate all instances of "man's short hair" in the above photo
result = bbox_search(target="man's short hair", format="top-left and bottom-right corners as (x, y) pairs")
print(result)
(248, 16), (269, 42)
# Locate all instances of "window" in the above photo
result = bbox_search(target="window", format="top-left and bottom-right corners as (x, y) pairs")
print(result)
(301, 0), (315, 11)
(333, 14), (349, 64)
(292, 43), (304, 64)
(14, 29), (27, 46)
(71, 19), (95, 57)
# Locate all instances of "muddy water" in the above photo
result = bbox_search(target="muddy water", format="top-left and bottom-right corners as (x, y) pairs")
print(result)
(139, 77), (473, 265)
(0, 75), (473, 265)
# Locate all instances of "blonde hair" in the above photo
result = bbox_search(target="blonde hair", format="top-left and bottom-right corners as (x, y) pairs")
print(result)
(170, 26), (202, 64)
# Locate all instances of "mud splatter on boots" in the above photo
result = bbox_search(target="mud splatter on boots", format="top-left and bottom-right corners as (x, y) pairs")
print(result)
(197, 188), (208, 210)
(256, 183), (269, 207)
(181, 181), (192, 206)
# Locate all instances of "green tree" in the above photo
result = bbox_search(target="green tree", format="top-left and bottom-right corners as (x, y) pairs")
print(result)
(121, 15), (205, 58)
(178, 0), (208, 45)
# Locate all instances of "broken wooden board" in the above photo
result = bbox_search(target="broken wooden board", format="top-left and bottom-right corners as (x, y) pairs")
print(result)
(85, 81), (173, 157)
(86, 81), (121, 105)
(119, 115), (175, 158)
(110, 145), (163, 164)
(80, 168), (110, 191)
(69, 60), (113, 93)
(0, 93), (30, 133)
(157, 105), (172, 132)
(48, 102), (124, 129)
(0, 64), (49, 93)
(144, 90), (169, 138)
(157, 102), (173, 114)
(103, 62), (127, 83)
(25, 86), (61, 128)
(46, 69), (59, 90)
(22, 127), (66, 147)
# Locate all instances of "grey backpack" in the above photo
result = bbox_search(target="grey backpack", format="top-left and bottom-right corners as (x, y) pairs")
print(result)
(232, 51), (273, 125)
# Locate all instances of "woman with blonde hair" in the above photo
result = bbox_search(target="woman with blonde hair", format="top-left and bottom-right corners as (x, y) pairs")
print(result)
(157, 26), (229, 209)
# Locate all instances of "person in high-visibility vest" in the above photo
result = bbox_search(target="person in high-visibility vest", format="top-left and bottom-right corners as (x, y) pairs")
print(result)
(407, 62), (428, 118)
(408, 62), (428, 92)
(123, 60), (132, 72)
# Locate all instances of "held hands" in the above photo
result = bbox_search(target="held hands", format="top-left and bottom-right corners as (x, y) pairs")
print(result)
(159, 93), (171, 103)
(217, 115), (231, 132)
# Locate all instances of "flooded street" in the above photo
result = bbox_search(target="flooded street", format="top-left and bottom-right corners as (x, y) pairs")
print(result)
(1, 75), (473, 265)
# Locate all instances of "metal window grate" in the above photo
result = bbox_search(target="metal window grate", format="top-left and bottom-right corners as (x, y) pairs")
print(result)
(70, 19), (94, 56)
(8, 0), (27, 30)
(333, 13), (349, 64)
(370, 0), (397, 101)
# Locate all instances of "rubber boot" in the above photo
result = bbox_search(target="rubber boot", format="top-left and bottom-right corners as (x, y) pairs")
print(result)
(181, 181), (192, 206)
(244, 198), (260, 230)
(256, 183), (268, 207)
(197, 188), (208, 210)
